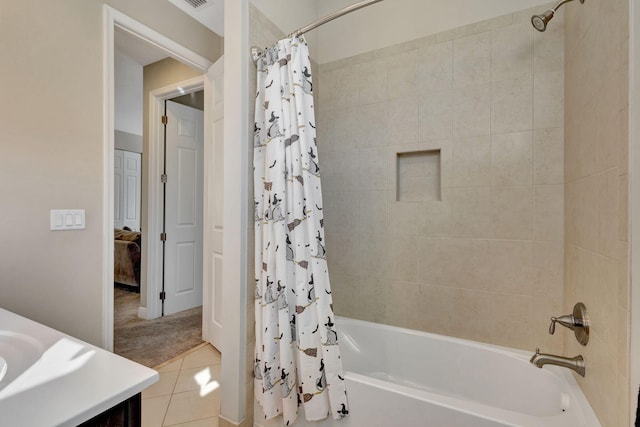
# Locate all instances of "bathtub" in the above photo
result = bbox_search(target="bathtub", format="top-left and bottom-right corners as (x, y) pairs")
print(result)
(255, 316), (601, 427)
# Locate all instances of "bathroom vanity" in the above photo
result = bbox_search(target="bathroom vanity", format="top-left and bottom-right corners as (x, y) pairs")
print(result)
(0, 308), (158, 426)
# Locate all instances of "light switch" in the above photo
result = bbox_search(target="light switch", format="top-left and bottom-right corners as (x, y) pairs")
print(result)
(50, 210), (85, 231)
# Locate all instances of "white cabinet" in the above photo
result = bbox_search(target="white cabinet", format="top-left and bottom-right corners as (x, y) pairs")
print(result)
(114, 149), (141, 231)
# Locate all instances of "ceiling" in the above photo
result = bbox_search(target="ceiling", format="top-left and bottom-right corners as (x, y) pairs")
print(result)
(166, 0), (224, 36)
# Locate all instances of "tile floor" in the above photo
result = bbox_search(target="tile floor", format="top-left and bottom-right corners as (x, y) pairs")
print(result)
(142, 343), (221, 427)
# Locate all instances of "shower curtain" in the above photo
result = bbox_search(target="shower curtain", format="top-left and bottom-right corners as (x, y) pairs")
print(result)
(253, 36), (348, 425)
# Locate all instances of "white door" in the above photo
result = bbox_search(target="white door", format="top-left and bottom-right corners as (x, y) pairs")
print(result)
(114, 150), (124, 229)
(203, 57), (224, 350)
(164, 100), (204, 315)
(114, 150), (141, 231)
(122, 151), (141, 231)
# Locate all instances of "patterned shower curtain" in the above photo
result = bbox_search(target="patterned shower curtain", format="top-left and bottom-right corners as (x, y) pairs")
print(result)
(253, 36), (348, 425)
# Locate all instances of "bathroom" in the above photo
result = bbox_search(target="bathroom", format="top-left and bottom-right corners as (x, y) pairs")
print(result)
(0, 0), (635, 426)
(247, 0), (630, 426)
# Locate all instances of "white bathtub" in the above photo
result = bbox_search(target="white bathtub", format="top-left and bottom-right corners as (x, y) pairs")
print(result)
(256, 317), (601, 427)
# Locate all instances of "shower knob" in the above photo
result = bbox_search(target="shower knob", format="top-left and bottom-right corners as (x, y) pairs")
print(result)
(548, 302), (589, 346)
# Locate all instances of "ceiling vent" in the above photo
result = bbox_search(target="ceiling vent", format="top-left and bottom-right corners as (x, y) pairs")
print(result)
(184, 0), (208, 8)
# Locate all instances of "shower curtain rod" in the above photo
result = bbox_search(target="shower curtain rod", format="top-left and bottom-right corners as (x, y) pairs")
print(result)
(251, 0), (384, 65)
(289, 0), (384, 38)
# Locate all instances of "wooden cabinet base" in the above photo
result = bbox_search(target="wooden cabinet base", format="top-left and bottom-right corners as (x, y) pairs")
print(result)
(77, 393), (141, 427)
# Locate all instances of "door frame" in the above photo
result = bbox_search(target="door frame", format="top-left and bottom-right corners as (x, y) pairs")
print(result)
(103, 5), (249, 425)
(102, 5), (213, 350)
(629, 0), (638, 423)
(144, 78), (205, 320)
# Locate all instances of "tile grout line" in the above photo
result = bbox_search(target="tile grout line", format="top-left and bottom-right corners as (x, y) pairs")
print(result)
(143, 344), (221, 427)
(153, 342), (209, 371)
(161, 356), (183, 427)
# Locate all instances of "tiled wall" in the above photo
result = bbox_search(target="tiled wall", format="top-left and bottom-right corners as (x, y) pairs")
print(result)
(315, 5), (566, 353)
(248, 2), (632, 426)
(564, 0), (630, 425)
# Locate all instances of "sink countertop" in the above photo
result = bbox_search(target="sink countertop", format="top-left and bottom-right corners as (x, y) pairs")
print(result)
(0, 308), (158, 427)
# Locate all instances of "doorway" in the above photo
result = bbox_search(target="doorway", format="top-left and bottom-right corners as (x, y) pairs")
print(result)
(161, 97), (204, 316)
(103, 6), (243, 422)
(112, 26), (207, 366)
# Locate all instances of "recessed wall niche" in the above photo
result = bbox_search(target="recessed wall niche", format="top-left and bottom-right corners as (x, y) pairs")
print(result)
(396, 149), (441, 202)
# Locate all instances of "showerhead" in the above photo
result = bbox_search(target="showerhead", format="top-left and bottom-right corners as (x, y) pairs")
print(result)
(531, 9), (554, 32)
(531, 0), (585, 32)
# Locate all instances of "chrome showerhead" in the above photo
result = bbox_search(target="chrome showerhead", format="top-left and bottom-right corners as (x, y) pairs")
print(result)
(531, 0), (585, 32)
(531, 9), (554, 32)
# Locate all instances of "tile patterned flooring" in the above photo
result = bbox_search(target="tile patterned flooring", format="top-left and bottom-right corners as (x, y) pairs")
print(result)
(142, 343), (221, 427)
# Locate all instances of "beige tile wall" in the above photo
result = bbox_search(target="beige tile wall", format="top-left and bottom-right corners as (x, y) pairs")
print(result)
(316, 5), (566, 353)
(563, 0), (630, 425)
(248, 2), (632, 426)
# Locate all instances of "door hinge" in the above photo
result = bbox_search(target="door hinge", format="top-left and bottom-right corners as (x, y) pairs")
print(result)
(160, 232), (167, 241)
(161, 173), (167, 183)
(161, 115), (168, 125)
(159, 291), (166, 301)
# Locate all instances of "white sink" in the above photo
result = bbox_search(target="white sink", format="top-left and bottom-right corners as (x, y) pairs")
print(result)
(0, 331), (45, 389)
(0, 308), (157, 426)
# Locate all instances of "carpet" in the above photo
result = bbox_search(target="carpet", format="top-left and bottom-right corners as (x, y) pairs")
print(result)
(114, 288), (204, 368)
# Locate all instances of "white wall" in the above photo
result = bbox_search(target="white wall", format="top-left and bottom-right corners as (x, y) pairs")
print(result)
(316, 0), (553, 63)
(114, 130), (142, 153)
(249, 0), (319, 58)
(115, 50), (143, 136)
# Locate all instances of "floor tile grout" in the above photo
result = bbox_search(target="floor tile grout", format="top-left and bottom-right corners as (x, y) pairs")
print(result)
(143, 344), (221, 427)
(154, 343), (204, 370)
(162, 356), (182, 427)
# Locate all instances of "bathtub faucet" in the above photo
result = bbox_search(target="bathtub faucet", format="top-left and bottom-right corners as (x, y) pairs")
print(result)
(530, 348), (585, 377)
